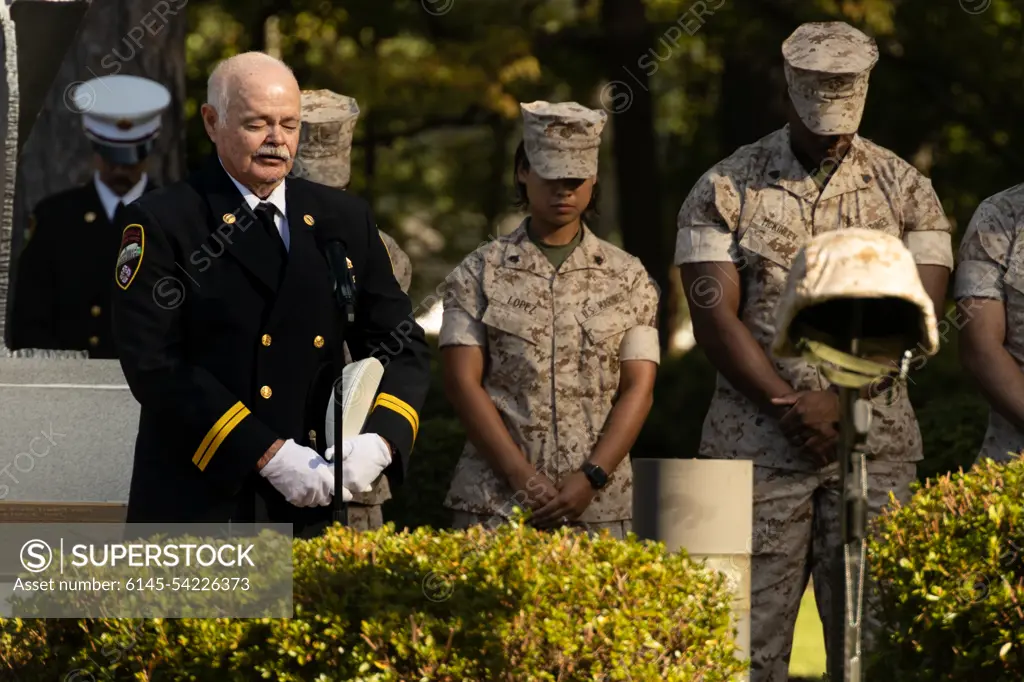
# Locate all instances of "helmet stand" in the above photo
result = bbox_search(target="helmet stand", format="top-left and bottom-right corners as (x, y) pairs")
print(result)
(797, 307), (913, 682)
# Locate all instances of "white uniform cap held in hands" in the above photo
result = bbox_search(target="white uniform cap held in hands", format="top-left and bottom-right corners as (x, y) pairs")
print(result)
(520, 100), (607, 180)
(325, 357), (385, 449)
(772, 228), (940, 365)
(782, 21), (879, 135)
(72, 74), (171, 165)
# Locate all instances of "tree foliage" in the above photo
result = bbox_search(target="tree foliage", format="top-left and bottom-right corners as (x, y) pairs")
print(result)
(183, 0), (1023, 308)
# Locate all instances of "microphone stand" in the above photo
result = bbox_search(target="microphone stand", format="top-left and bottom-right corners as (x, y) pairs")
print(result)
(331, 247), (357, 527)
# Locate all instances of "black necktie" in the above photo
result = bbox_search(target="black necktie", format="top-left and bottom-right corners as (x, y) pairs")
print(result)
(254, 202), (287, 281)
(112, 201), (125, 226)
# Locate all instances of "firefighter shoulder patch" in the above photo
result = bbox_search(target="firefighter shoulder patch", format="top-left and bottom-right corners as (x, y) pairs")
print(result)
(115, 224), (145, 290)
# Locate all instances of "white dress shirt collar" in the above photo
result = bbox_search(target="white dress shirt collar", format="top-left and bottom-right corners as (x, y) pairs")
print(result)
(219, 157), (288, 215)
(93, 172), (148, 223)
(218, 157), (290, 251)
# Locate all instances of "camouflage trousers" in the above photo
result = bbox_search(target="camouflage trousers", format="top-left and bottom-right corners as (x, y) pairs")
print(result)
(749, 460), (915, 682)
(343, 503), (384, 531)
(450, 511), (632, 540)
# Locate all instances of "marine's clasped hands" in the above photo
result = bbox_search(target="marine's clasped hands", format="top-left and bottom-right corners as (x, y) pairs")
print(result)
(258, 433), (392, 507)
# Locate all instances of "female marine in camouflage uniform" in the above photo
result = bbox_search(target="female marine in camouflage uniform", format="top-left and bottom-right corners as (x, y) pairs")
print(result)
(438, 101), (661, 538)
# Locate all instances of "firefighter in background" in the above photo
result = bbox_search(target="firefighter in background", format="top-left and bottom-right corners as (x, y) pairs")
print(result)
(10, 75), (169, 358)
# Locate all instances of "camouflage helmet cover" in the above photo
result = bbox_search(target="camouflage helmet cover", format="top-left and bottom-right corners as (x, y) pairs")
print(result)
(772, 228), (939, 360)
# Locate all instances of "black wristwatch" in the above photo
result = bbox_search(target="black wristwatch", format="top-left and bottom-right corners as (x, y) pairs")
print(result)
(581, 462), (609, 490)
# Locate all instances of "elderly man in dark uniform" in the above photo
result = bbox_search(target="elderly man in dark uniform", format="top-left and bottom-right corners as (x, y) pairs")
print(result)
(10, 75), (168, 358)
(110, 51), (431, 538)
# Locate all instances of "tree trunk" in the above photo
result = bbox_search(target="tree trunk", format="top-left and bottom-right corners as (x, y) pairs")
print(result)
(10, 0), (186, 267)
(600, 0), (675, 351)
(718, 50), (786, 155)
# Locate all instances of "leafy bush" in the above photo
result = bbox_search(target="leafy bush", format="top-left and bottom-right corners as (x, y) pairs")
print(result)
(867, 456), (1024, 681)
(1, 519), (746, 681)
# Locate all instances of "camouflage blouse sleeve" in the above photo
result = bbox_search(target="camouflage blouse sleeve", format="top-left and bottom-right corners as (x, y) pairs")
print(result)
(439, 250), (488, 347)
(619, 264), (661, 364)
(899, 167), (954, 269)
(953, 194), (1019, 302)
(674, 166), (742, 265)
(378, 230), (412, 293)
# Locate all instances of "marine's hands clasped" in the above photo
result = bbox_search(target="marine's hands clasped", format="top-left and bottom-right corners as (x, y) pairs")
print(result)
(507, 465), (596, 530)
(260, 433), (392, 507)
(771, 390), (841, 466)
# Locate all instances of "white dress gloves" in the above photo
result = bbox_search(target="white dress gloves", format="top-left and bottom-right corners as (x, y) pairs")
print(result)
(259, 439), (345, 507)
(324, 433), (393, 494)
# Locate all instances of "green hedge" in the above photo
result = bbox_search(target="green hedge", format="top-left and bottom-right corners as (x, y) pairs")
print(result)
(1, 520), (746, 681)
(395, 331), (989, 530)
(867, 456), (1024, 680)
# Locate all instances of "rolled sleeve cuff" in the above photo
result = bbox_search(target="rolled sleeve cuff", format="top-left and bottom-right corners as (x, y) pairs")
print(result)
(904, 231), (954, 269)
(675, 226), (735, 265)
(953, 260), (1004, 301)
(619, 325), (660, 363)
(439, 308), (487, 347)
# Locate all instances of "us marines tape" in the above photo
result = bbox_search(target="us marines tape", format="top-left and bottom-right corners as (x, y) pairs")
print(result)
(116, 224), (145, 290)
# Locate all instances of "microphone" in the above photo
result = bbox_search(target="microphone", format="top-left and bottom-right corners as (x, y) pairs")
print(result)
(316, 233), (356, 324)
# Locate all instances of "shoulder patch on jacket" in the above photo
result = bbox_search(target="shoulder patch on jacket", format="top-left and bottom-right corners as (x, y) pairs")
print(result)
(115, 224), (145, 290)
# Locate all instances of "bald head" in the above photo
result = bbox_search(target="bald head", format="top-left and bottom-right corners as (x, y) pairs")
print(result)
(202, 52), (302, 197)
(206, 52), (297, 122)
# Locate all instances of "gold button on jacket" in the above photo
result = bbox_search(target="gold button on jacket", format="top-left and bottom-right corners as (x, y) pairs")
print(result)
(261, 334), (272, 347)
(260, 385), (272, 399)
(313, 335), (325, 348)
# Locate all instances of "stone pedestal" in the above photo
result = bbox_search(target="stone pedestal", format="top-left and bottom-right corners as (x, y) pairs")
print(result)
(633, 458), (753, 680)
(0, 358), (135, 519)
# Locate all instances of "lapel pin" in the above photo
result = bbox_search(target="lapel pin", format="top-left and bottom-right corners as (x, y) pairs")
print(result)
(303, 214), (315, 226)
(84, 211), (96, 223)
(222, 213), (236, 224)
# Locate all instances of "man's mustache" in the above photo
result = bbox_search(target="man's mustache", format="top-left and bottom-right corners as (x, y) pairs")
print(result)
(255, 145), (291, 161)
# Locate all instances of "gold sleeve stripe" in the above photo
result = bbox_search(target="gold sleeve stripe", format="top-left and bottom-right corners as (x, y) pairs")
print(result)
(373, 393), (419, 440)
(192, 401), (247, 471)
(378, 233), (396, 274)
(197, 407), (251, 471)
